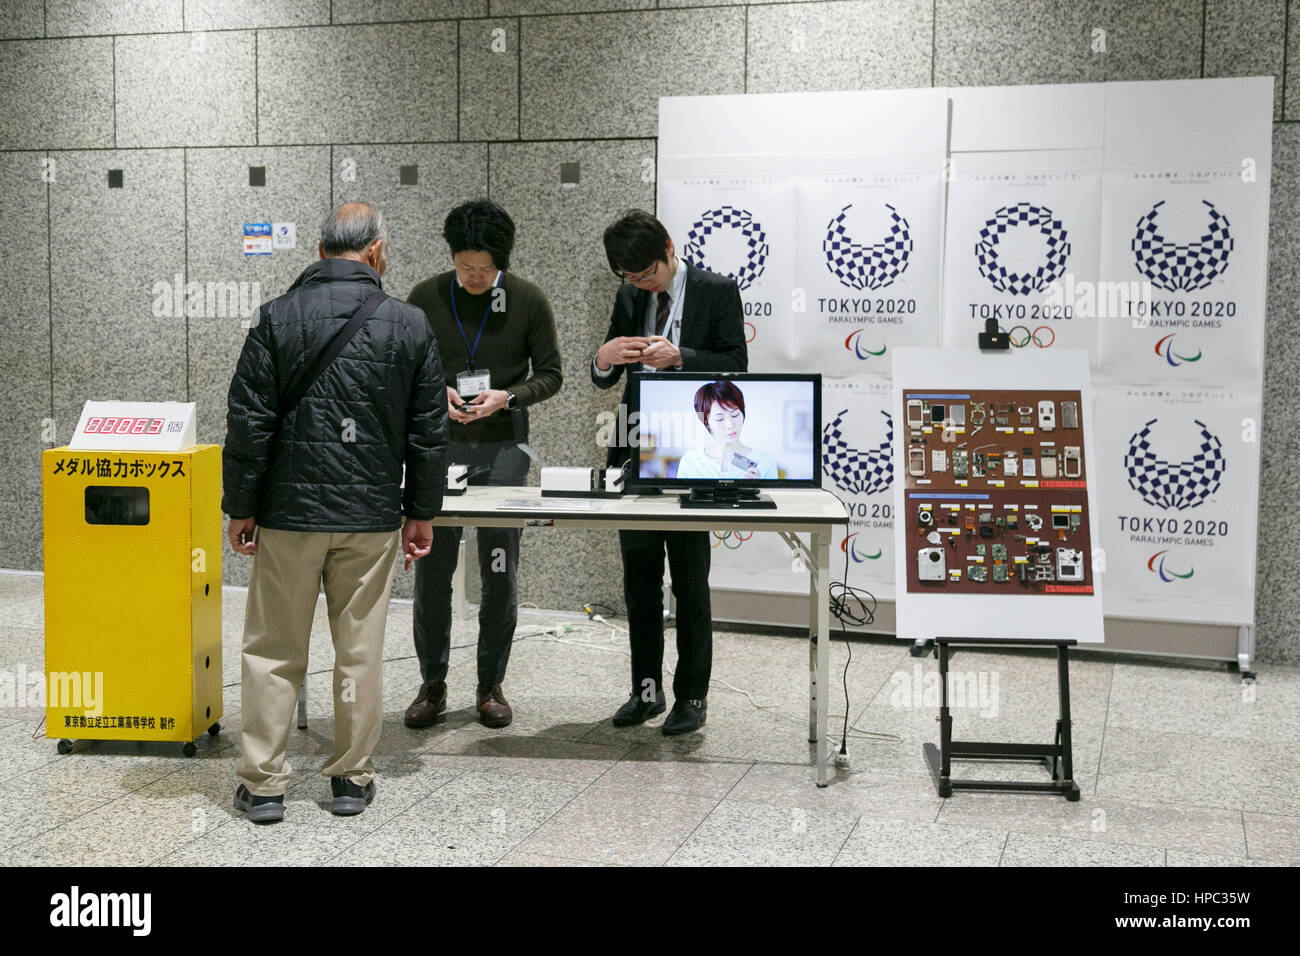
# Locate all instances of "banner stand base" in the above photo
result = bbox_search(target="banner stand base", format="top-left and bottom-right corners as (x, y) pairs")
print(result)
(923, 637), (1081, 801)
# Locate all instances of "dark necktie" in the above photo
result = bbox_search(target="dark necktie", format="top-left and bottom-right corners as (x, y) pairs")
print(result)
(654, 291), (672, 337)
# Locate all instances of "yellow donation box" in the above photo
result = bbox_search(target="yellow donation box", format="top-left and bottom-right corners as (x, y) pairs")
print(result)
(43, 401), (223, 755)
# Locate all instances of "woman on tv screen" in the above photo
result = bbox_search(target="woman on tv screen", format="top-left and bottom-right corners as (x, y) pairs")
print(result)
(675, 381), (778, 480)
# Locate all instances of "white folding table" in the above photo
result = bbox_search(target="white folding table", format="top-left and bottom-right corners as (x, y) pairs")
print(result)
(432, 486), (850, 786)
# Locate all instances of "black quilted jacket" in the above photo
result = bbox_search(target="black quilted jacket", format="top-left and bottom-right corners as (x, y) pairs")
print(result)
(222, 257), (448, 532)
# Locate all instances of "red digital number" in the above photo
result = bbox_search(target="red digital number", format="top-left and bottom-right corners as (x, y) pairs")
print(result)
(84, 418), (102, 434)
(130, 418), (147, 434)
(115, 418), (133, 434)
(101, 418), (118, 433)
(146, 419), (163, 435)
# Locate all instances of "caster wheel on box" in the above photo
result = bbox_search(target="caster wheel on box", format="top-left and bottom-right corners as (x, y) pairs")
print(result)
(182, 742), (197, 757)
(56, 739), (73, 755)
(207, 722), (220, 737)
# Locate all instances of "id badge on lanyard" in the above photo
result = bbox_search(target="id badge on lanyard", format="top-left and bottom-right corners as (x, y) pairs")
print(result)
(451, 271), (503, 396)
(456, 368), (491, 398)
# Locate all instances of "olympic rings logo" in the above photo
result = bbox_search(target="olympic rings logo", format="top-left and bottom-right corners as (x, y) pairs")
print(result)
(1004, 325), (1056, 348)
(711, 530), (753, 550)
(743, 321), (756, 343)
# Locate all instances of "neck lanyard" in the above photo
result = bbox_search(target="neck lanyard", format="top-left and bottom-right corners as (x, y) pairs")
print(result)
(450, 271), (502, 371)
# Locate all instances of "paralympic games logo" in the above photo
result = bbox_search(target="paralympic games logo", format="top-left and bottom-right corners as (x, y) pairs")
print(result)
(975, 202), (1071, 295)
(682, 206), (768, 291)
(824, 203), (912, 290)
(1124, 418), (1225, 511)
(822, 409), (893, 496)
(844, 330), (887, 360)
(1154, 333), (1203, 367)
(1147, 549), (1195, 582)
(842, 533), (882, 562)
(1132, 200), (1233, 292)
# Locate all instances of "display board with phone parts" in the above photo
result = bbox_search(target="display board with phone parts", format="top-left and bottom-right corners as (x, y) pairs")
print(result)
(892, 348), (1103, 644)
(903, 387), (1092, 596)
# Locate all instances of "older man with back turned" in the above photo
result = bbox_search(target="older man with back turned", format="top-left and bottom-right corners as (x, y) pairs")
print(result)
(223, 202), (449, 822)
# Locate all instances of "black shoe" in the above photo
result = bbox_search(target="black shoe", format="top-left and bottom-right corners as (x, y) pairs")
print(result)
(612, 690), (667, 727)
(662, 698), (707, 736)
(330, 776), (376, 816)
(233, 784), (284, 824)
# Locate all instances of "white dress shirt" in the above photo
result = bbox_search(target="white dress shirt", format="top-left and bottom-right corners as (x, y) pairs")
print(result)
(593, 258), (688, 379)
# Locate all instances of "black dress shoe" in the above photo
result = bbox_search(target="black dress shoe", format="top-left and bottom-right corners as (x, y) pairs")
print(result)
(662, 698), (707, 736)
(612, 690), (667, 727)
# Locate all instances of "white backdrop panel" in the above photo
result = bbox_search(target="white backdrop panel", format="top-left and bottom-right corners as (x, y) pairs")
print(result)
(1096, 167), (1269, 384)
(794, 167), (945, 376)
(1093, 384), (1261, 625)
(941, 150), (1103, 360)
(658, 166), (797, 370)
(822, 377), (897, 599)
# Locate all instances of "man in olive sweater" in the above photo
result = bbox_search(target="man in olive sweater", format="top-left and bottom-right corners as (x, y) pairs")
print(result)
(404, 198), (563, 728)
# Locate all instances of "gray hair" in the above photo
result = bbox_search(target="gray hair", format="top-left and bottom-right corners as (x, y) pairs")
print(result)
(320, 202), (387, 256)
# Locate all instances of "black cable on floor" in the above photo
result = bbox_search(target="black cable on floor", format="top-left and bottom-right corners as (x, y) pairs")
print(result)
(829, 549), (877, 752)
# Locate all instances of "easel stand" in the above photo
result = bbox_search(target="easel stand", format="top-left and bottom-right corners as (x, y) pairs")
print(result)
(923, 637), (1081, 801)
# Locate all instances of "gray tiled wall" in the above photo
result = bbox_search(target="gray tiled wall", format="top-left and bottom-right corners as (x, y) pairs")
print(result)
(1258, 122), (1300, 666)
(257, 23), (458, 145)
(45, 0), (183, 37)
(184, 0), (331, 31)
(115, 32), (257, 148)
(0, 1), (1295, 662)
(937, 0), (1200, 87)
(519, 8), (745, 139)
(1205, 0), (1286, 120)
(746, 0), (933, 94)
(335, 1), (489, 22)
(0, 38), (113, 149)
(460, 18), (519, 141)
(48, 150), (188, 436)
(0, 1), (44, 40)
(0, 152), (51, 571)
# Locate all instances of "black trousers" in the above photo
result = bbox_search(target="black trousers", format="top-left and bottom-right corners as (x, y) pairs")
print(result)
(412, 441), (529, 688)
(619, 529), (713, 701)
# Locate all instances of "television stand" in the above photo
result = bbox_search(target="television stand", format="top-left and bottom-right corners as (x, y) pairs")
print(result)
(679, 487), (777, 509)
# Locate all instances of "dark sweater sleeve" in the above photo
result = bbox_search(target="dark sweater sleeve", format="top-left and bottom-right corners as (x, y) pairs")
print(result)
(514, 288), (563, 408)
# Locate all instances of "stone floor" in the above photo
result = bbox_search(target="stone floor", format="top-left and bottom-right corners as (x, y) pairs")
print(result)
(0, 570), (1295, 866)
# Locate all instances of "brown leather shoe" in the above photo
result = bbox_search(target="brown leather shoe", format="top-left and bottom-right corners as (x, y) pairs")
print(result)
(476, 684), (513, 728)
(403, 681), (447, 728)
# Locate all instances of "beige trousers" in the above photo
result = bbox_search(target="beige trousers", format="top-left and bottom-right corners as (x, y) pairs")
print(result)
(236, 527), (401, 796)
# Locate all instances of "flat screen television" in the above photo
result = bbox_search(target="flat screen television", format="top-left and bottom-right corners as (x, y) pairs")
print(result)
(627, 371), (821, 508)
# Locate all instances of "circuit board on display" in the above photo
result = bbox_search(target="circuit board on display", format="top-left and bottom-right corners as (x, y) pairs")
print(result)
(902, 388), (1093, 596)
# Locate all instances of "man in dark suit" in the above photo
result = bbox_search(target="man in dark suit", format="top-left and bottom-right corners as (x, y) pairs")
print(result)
(591, 209), (747, 735)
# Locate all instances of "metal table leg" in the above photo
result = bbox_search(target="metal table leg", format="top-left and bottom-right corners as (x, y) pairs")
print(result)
(814, 530), (830, 787)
